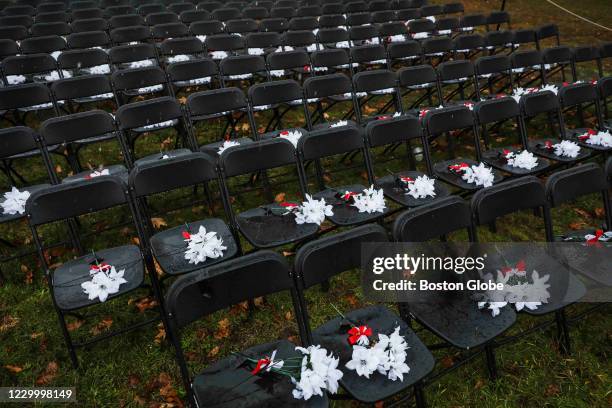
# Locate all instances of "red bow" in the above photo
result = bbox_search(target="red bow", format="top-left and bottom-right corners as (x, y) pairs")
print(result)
(419, 109), (429, 119)
(544, 140), (554, 150)
(591, 79), (598, 85)
(500, 260), (526, 277)
(341, 191), (359, 201)
(400, 176), (415, 183)
(90, 263), (110, 272)
(251, 357), (270, 375)
(279, 202), (298, 208)
(182, 231), (191, 240)
(448, 163), (469, 173)
(377, 115), (390, 120)
(586, 229), (604, 245)
(578, 129), (597, 141)
(562, 82), (570, 87)
(348, 325), (372, 345)
(464, 102), (474, 109)
(502, 149), (512, 157)
(279, 130), (289, 136)
(303, 65), (311, 72)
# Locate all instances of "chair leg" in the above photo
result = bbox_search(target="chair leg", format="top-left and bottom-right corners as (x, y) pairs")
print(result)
(484, 344), (498, 380)
(414, 381), (427, 408)
(555, 309), (571, 355)
(56, 309), (79, 369)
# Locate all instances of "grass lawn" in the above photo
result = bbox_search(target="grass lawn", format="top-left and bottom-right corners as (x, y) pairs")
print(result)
(1, 1), (611, 407)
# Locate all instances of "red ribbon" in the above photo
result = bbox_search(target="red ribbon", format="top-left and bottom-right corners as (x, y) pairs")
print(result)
(400, 176), (415, 183)
(578, 129), (597, 141)
(348, 325), (372, 345)
(419, 109), (429, 119)
(279, 130), (289, 136)
(544, 140), (554, 150)
(586, 229), (604, 245)
(182, 231), (191, 240)
(341, 191), (359, 201)
(501, 260), (526, 277)
(377, 115), (390, 120)
(90, 263), (110, 272)
(448, 163), (470, 173)
(303, 65), (311, 72)
(251, 357), (270, 375)
(279, 202), (298, 208)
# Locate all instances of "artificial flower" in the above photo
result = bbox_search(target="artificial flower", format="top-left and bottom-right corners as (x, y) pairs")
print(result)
(502, 150), (539, 170)
(137, 84), (163, 94)
(217, 140), (240, 155)
(210, 51), (228, 60)
(352, 186), (386, 214)
(81, 264), (127, 302)
(553, 140), (580, 158)
(6, 75), (26, 85)
(129, 59), (154, 69)
(278, 130), (303, 148)
(348, 325), (372, 346)
(330, 120), (348, 128)
(85, 168), (110, 179)
(294, 195), (333, 226)
(251, 349), (284, 375)
(579, 129), (612, 148)
(345, 345), (380, 378)
(1, 187), (30, 215)
(183, 226), (227, 264)
(248, 48), (265, 55)
(461, 163), (495, 187)
(401, 175), (437, 199)
(167, 54), (190, 63)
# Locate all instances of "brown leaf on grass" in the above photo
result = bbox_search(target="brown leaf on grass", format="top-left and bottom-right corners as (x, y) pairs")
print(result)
(208, 346), (220, 358)
(274, 192), (286, 203)
(66, 319), (84, 332)
(151, 218), (167, 229)
(282, 251), (295, 257)
(133, 394), (147, 406)
(55, 164), (63, 174)
(35, 361), (58, 385)
(474, 378), (485, 390)
(374, 402), (384, 408)
(568, 221), (587, 230)
(4, 365), (23, 373)
(177, 96), (187, 105)
(90, 317), (113, 336)
(323, 112), (330, 120)
(594, 207), (606, 218)
(132, 237), (140, 245)
(344, 294), (359, 308)
(573, 208), (592, 219)
(184, 351), (199, 362)
(135, 297), (159, 313)
(21, 264), (33, 285)
(253, 297), (264, 307)
(214, 318), (231, 339)
(322, 173), (332, 183)
(154, 323), (166, 345)
(128, 374), (141, 388)
(440, 355), (454, 369)
(544, 384), (560, 397)
(287, 335), (298, 343)
(120, 227), (132, 236)
(160, 137), (173, 150)
(241, 123), (251, 132)
(160, 381), (184, 408)
(154, 260), (164, 278)
(285, 311), (292, 321)
(0, 315), (20, 333)
(360, 171), (369, 181)
(30, 332), (43, 339)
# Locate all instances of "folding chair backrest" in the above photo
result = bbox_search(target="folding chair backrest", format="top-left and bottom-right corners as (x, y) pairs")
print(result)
(545, 163), (607, 207)
(26, 176), (128, 226)
(295, 223), (388, 289)
(484, 30), (513, 49)
(353, 69), (397, 92)
(245, 32), (281, 49)
(346, 12), (371, 27)
(0, 126), (40, 160)
(297, 125), (363, 161)
(243, 6), (268, 20)
(387, 40), (422, 62)
(180, 9), (210, 24)
(288, 16), (318, 31)
(0, 15), (33, 28)
(248, 79), (303, 106)
(2, 53), (57, 77)
(437, 59), (475, 81)
(475, 55), (511, 76)
(71, 18), (108, 32)
(599, 76), (612, 98)
(152, 22), (189, 40)
(167, 59), (218, 85)
(511, 49), (542, 69)
(471, 176), (546, 225)
(129, 152), (217, 197)
(393, 196), (472, 242)
(109, 14), (145, 29)
(303, 73), (352, 99)
(542, 46), (572, 66)
(487, 10), (510, 26)
(350, 44), (386, 64)
(514, 29), (537, 46)
(205, 33), (244, 52)
(454, 34), (484, 52)
(349, 24), (379, 42)
(116, 96), (183, 131)
(146, 11), (179, 26)
(111, 66), (167, 93)
(219, 138), (296, 177)
(474, 97), (519, 125)
(110, 26), (151, 44)
(211, 7), (240, 21)
(398, 64), (436, 87)
(558, 83), (598, 107)
(160, 37), (204, 57)
(31, 22), (71, 37)
(422, 37), (453, 56)
(0, 83), (53, 110)
(259, 17), (288, 32)
(572, 46), (600, 64)
(0, 26), (29, 42)
(266, 50), (310, 71)
(316, 27), (349, 46)
(72, 8), (104, 20)
(0, 40), (19, 60)
(220, 55), (267, 77)
(283, 30), (316, 47)
(166, 251), (292, 329)
(519, 90), (558, 117)
(20, 35), (66, 54)
(425, 105), (473, 135)
(365, 115), (423, 147)
(318, 14), (345, 28)
(109, 43), (157, 65)
(66, 31), (110, 49)
(40, 109), (116, 146)
(226, 18), (258, 34)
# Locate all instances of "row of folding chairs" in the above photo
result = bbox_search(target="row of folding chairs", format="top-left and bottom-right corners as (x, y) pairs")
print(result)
(18, 152), (612, 405)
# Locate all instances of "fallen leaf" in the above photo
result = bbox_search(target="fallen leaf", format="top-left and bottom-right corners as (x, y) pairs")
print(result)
(151, 217), (167, 229)
(35, 361), (58, 385)
(128, 374), (140, 388)
(131, 237), (140, 245)
(282, 251), (295, 257)
(178, 96), (187, 104)
(241, 123), (250, 132)
(30, 332), (43, 339)
(474, 378), (485, 390)
(323, 173), (332, 183)
(184, 351), (199, 361)
(21, 264), (33, 285)
(214, 318), (231, 340)
(154, 260), (164, 278)
(4, 365), (23, 373)
(274, 192), (286, 203)
(160, 137), (173, 150)
(544, 383), (560, 397)
(375, 402), (384, 408)
(344, 294), (359, 308)
(0, 315), (20, 332)
(253, 297), (264, 307)
(568, 221), (587, 230)
(134, 297), (158, 313)
(55, 164), (63, 174)
(208, 346), (220, 358)
(120, 227), (131, 236)
(90, 317), (113, 336)
(66, 319), (84, 332)
(133, 394), (147, 406)
(285, 311), (292, 321)
(594, 208), (605, 218)
(154, 323), (166, 345)
(440, 355), (454, 369)
(573, 208), (592, 219)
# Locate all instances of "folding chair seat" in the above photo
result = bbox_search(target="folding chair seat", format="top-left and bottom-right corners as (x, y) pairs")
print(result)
(0, 40), (20, 61)
(245, 32), (282, 56)
(437, 59), (480, 105)
(486, 11), (511, 30)
(204, 33), (245, 60)
(349, 45), (387, 73)
(266, 49), (311, 81)
(511, 28), (538, 50)
(458, 13), (486, 33)
(476, 97), (551, 175)
(248, 79), (310, 139)
(0, 15), (33, 28)
(51, 74), (115, 113)
(484, 30), (517, 55)
(108, 43), (159, 71)
(572, 46), (601, 81)
(39, 110), (128, 182)
(196, 0), (222, 12)
(397, 64), (442, 113)
(168, 2), (195, 15)
(30, 22), (71, 38)
(20, 36), (67, 60)
(26, 176), (159, 368)
(303, 73), (359, 129)
(546, 163), (612, 286)
(3, 5), (35, 15)
(37, 2), (66, 13)
(348, 25), (381, 47)
(65, 31), (110, 52)
(387, 40), (422, 68)
(35, 11), (70, 23)
(443, 2), (464, 15)
(510, 49), (544, 87)
(225, 18), (258, 35)
(159, 37), (205, 66)
(186, 87), (255, 154)
(146, 11), (179, 26)
(167, 57), (218, 96)
(0, 25), (29, 42)
(392, 196), (516, 357)
(346, 12), (371, 27)
(165, 250), (326, 407)
(259, 17), (289, 33)
(270, 6), (296, 19)
(108, 14), (145, 29)
(557, 82), (609, 152)
(536, 24), (560, 50)
(0, 127), (51, 226)
(294, 224), (434, 405)
(152, 22), (190, 41)
(116, 96), (193, 162)
(379, 22), (410, 44)
(474, 55), (513, 100)
(190, 20), (225, 43)
(453, 33), (485, 59)
(137, 3), (164, 16)
(470, 177), (586, 352)
(520, 90), (591, 164)
(425, 105), (503, 191)
(288, 16), (319, 32)
(110, 25), (152, 45)
(542, 46), (573, 85)
(243, 6), (269, 20)
(2, 53), (64, 86)
(407, 18), (435, 41)
(321, 3), (343, 16)
(111, 65), (169, 105)
(283, 30), (319, 52)
(104, 5), (137, 17)
(218, 138), (320, 248)
(179, 9), (209, 24)
(129, 152), (238, 277)
(71, 18), (108, 33)
(353, 69), (402, 123)
(210, 7), (241, 22)
(318, 13), (346, 29)
(366, 115), (449, 207)
(71, 7), (104, 20)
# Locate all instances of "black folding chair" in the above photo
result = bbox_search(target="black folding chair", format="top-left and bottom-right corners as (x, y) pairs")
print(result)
(571, 46), (601, 81)
(217, 138), (319, 249)
(26, 176), (162, 368)
(165, 250), (323, 407)
(129, 152), (238, 279)
(0, 82), (58, 128)
(436, 59), (480, 105)
(510, 49), (545, 89)
(542, 46), (573, 86)
(397, 64), (442, 113)
(51, 74), (116, 114)
(294, 224), (434, 407)
(352, 69), (402, 123)
(303, 73), (359, 127)
(474, 54), (513, 98)
(111, 65), (170, 105)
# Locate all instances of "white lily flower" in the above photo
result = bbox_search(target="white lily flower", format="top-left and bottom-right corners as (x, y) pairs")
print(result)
(129, 59), (154, 69)
(505, 150), (539, 170)
(1, 187), (30, 215)
(183, 226), (227, 264)
(294, 194), (333, 226)
(248, 47), (265, 55)
(167, 54), (190, 63)
(330, 120), (348, 128)
(461, 163), (495, 187)
(81, 265), (127, 302)
(87, 168), (110, 178)
(217, 140), (240, 155)
(345, 345), (380, 378)
(279, 130), (303, 148)
(6, 75), (26, 85)
(406, 175), (436, 199)
(352, 185), (386, 214)
(553, 140), (580, 158)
